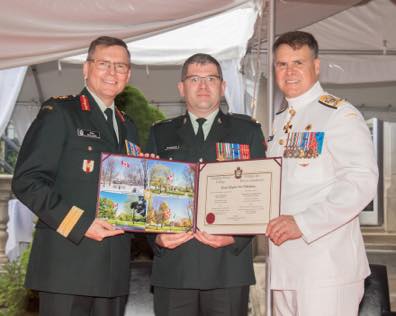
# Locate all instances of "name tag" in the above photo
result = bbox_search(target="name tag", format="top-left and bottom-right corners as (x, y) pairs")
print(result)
(77, 128), (100, 139)
(164, 145), (180, 151)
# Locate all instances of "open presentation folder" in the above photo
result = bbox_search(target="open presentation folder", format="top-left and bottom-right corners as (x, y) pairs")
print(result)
(96, 153), (282, 235)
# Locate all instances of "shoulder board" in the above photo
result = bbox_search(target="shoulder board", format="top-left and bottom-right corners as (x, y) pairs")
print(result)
(228, 112), (260, 125)
(319, 95), (345, 109)
(152, 115), (185, 127)
(52, 95), (75, 100)
(115, 108), (126, 123)
(40, 104), (55, 112)
(276, 98), (288, 115)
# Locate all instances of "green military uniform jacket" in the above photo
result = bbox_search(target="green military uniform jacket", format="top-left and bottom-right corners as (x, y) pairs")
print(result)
(12, 88), (139, 297)
(146, 110), (266, 289)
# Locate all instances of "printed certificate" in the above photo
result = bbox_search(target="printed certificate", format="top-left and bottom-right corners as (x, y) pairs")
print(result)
(196, 159), (281, 234)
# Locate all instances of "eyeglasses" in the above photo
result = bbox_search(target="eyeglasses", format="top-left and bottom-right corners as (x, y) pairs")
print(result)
(87, 59), (130, 74)
(184, 75), (221, 85)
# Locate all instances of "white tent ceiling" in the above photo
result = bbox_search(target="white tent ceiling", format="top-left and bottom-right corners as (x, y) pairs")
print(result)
(305, 0), (396, 84)
(0, 0), (361, 69)
(0, 0), (254, 69)
(253, 0), (396, 84)
(61, 4), (259, 65)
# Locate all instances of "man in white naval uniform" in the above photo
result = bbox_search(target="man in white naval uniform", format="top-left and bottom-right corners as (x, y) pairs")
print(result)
(266, 31), (379, 316)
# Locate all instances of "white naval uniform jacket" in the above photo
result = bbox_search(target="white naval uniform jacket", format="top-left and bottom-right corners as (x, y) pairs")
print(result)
(267, 82), (378, 290)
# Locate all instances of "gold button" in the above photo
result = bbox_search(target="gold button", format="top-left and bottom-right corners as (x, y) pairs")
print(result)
(279, 139), (285, 145)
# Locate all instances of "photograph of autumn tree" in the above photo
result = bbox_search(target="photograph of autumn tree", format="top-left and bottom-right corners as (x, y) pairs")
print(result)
(145, 160), (195, 232)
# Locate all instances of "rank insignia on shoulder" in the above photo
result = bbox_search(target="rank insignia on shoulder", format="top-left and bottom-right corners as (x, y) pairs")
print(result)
(41, 105), (54, 111)
(53, 95), (73, 100)
(319, 95), (344, 109)
(152, 118), (174, 126)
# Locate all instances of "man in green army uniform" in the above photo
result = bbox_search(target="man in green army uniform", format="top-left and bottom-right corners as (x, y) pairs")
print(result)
(12, 36), (138, 316)
(146, 53), (266, 316)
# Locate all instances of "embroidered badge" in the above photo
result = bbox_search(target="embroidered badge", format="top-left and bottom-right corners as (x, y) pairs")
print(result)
(80, 95), (90, 111)
(82, 160), (94, 173)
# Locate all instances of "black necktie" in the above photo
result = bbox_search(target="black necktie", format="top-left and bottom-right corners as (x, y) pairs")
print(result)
(104, 108), (118, 143)
(196, 118), (206, 144)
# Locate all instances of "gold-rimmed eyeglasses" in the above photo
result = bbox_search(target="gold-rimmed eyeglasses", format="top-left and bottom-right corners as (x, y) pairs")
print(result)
(184, 75), (221, 85)
(87, 59), (130, 74)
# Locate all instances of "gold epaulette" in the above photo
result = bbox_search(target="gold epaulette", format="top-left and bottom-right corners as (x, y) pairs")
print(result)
(52, 95), (75, 100)
(319, 95), (345, 109)
(41, 104), (54, 111)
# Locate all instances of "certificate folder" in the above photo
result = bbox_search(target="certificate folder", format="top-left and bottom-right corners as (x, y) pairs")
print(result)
(96, 153), (281, 235)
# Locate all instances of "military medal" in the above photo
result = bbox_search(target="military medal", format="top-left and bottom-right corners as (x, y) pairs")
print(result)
(283, 133), (291, 158)
(82, 160), (94, 173)
(216, 143), (225, 161)
(216, 143), (250, 161)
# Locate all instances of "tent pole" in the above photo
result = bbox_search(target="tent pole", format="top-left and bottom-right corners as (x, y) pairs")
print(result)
(267, 0), (275, 136)
(266, 1), (275, 315)
(31, 65), (45, 104)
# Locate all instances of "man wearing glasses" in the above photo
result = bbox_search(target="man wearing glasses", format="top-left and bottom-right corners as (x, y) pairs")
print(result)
(12, 36), (138, 316)
(146, 53), (266, 316)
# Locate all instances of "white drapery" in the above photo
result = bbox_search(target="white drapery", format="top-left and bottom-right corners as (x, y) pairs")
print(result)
(220, 59), (246, 115)
(12, 103), (40, 142)
(0, 66), (28, 137)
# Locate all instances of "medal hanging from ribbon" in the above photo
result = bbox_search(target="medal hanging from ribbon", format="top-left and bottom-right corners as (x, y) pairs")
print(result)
(283, 132), (324, 159)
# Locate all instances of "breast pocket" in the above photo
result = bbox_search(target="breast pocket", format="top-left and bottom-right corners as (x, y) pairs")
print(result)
(62, 137), (108, 180)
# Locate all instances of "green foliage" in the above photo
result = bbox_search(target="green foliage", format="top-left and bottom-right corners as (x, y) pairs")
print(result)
(0, 245), (37, 316)
(115, 85), (165, 148)
(98, 198), (117, 219)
